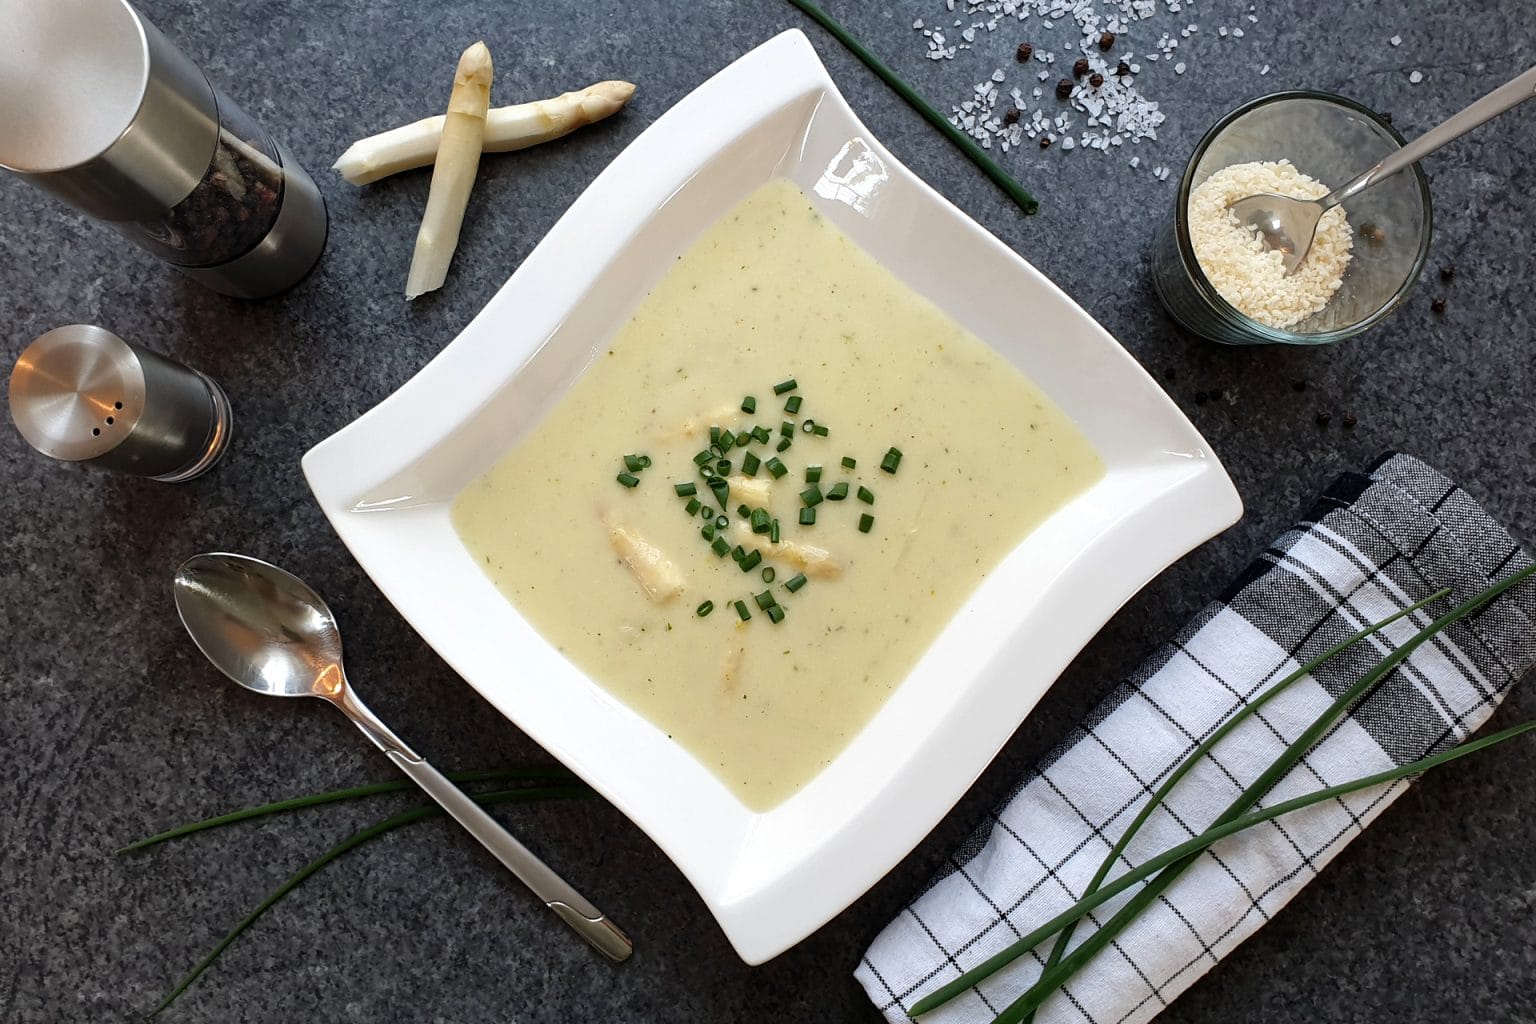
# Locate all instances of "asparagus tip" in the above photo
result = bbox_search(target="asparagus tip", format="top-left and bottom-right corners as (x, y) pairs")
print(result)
(456, 40), (494, 85)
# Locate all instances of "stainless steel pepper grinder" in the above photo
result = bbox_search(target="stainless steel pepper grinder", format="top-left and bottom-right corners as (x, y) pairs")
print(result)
(0, 0), (327, 298)
(8, 325), (232, 482)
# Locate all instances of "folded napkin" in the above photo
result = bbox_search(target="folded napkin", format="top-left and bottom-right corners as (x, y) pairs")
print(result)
(857, 453), (1536, 1024)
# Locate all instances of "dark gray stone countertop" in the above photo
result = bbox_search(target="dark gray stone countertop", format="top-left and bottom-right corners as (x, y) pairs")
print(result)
(3, 1), (1534, 1021)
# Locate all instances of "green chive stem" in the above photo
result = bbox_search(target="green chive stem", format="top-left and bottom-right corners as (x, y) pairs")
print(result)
(146, 785), (591, 1015)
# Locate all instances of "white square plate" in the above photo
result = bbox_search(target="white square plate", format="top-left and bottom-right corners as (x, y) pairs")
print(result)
(302, 30), (1241, 964)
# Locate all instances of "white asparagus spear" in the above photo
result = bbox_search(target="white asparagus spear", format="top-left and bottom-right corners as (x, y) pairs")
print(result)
(729, 523), (843, 579)
(605, 519), (686, 603)
(335, 81), (636, 186)
(404, 41), (493, 300)
(730, 475), (773, 508)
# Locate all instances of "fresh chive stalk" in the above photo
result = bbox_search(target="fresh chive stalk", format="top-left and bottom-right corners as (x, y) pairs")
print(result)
(800, 485), (824, 507)
(880, 447), (903, 474)
(616, 472), (639, 488)
(674, 482), (697, 497)
(770, 519), (781, 544)
(812, 423), (829, 437)
(782, 0), (1039, 216)
(776, 437), (793, 453)
(785, 573), (808, 593)
(785, 395), (803, 415)
(755, 590), (777, 610)
(766, 458), (788, 479)
(622, 454), (646, 472)
(858, 513), (874, 533)
(697, 600), (714, 617)
(801, 419), (816, 434)
(800, 508), (817, 526)
(751, 509), (772, 534)
(841, 456), (857, 469)
(762, 567), (777, 584)
(780, 420), (796, 437)
(711, 537), (731, 557)
(742, 451), (762, 476)
(767, 605), (787, 624)
(773, 378), (797, 395)
(685, 497), (702, 516)
(857, 485), (875, 505)
(739, 550), (763, 573)
(805, 465), (822, 483)
(910, 564), (1536, 1020)
(735, 600), (751, 621)
(827, 482), (849, 501)
(145, 784), (591, 1015)
(741, 396), (757, 414)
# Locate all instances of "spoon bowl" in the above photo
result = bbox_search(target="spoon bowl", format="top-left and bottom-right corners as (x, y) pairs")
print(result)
(174, 553), (345, 699)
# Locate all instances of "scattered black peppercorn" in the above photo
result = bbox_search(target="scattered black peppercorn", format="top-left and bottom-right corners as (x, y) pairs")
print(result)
(1316, 410), (1332, 427)
(1431, 297), (1447, 314)
(1016, 42), (1034, 62)
(1089, 72), (1105, 88)
(1099, 30), (1116, 50)
(1073, 57), (1091, 79)
(1039, 134), (1052, 148)
(1342, 414), (1358, 429)
(1004, 106), (1022, 125)
(1056, 78), (1074, 99)
(1194, 390), (1209, 405)
(1116, 59), (1132, 76)
(1291, 378), (1307, 393)
(1361, 222), (1386, 245)
(1440, 264), (1455, 282)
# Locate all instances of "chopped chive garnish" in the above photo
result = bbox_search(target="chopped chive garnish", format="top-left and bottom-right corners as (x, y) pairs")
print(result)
(766, 457), (788, 479)
(801, 419), (816, 434)
(770, 519), (780, 544)
(674, 482), (697, 497)
(693, 450), (712, 467)
(739, 549), (763, 572)
(715, 458), (732, 475)
(762, 567), (777, 583)
(639, 455), (652, 468)
(685, 497), (702, 516)
(776, 437), (793, 453)
(696, 600), (714, 617)
(709, 443), (727, 459)
(773, 378), (797, 395)
(710, 425), (721, 444)
(616, 472), (640, 488)
(800, 485), (823, 507)
(780, 420), (796, 437)
(752, 425), (771, 444)
(826, 481), (849, 501)
(859, 513), (875, 533)
(735, 600), (751, 621)
(711, 537), (731, 557)
(737, 503), (751, 518)
(784, 395), (803, 414)
(857, 485), (875, 505)
(701, 524), (715, 542)
(754, 590), (777, 610)
(700, 506), (715, 521)
(785, 573), (808, 593)
(742, 451), (762, 476)
(710, 480), (730, 506)
(751, 508), (772, 534)
(623, 454), (646, 472)
(841, 456), (857, 469)
(767, 605), (786, 624)
(812, 424), (829, 437)
(799, 507), (817, 526)
(715, 515), (729, 530)
(719, 429), (736, 450)
(805, 465), (822, 483)
(741, 396), (757, 414)
(731, 545), (746, 563)
(881, 447), (903, 473)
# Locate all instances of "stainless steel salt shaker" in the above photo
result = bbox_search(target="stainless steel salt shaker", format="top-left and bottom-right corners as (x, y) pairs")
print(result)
(8, 325), (232, 482)
(0, 0), (327, 299)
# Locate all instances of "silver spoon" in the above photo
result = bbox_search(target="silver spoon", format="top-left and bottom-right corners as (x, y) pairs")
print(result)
(171, 551), (632, 962)
(1230, 65), (1536, 275)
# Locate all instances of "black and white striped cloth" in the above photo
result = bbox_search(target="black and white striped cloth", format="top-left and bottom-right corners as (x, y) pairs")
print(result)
(857, 453), (1536, 1024)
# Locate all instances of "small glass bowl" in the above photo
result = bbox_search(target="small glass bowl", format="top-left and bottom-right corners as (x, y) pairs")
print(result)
(1150, 91), (1432, 346)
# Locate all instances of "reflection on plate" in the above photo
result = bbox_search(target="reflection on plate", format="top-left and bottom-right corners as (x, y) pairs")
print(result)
(302, 29), (1241, 964)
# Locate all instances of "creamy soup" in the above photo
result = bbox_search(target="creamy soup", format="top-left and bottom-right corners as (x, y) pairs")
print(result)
(452, 179), (1103, 810)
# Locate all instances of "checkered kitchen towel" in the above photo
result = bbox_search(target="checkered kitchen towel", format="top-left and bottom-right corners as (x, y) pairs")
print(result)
(857, 453), (1536, 1024)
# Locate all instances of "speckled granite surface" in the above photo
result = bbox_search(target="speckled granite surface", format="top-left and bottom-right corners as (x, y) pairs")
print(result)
(3, 2), (1534, 1022)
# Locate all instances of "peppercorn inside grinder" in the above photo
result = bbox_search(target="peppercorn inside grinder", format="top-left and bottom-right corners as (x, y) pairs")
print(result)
(0, 0), (327, 299)
(8, 325), (232, 483)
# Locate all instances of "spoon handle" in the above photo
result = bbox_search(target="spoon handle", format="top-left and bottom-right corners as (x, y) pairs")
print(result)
(334, 689), (633, 962)
(1322, 64), (1536, 211)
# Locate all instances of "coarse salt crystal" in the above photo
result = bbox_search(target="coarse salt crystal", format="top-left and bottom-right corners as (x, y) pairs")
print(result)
(913, 18), (924, 29)
(1390, 34), (1402, 45)
(1218, 25), (1228, 36)
(1260, 64), (1270, 74)
(1062, 137), (1075, 149)
(1232, 27), (1244, 37)
(1409, 70), (1424, 83)
(1174, 61), (1186, 74)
